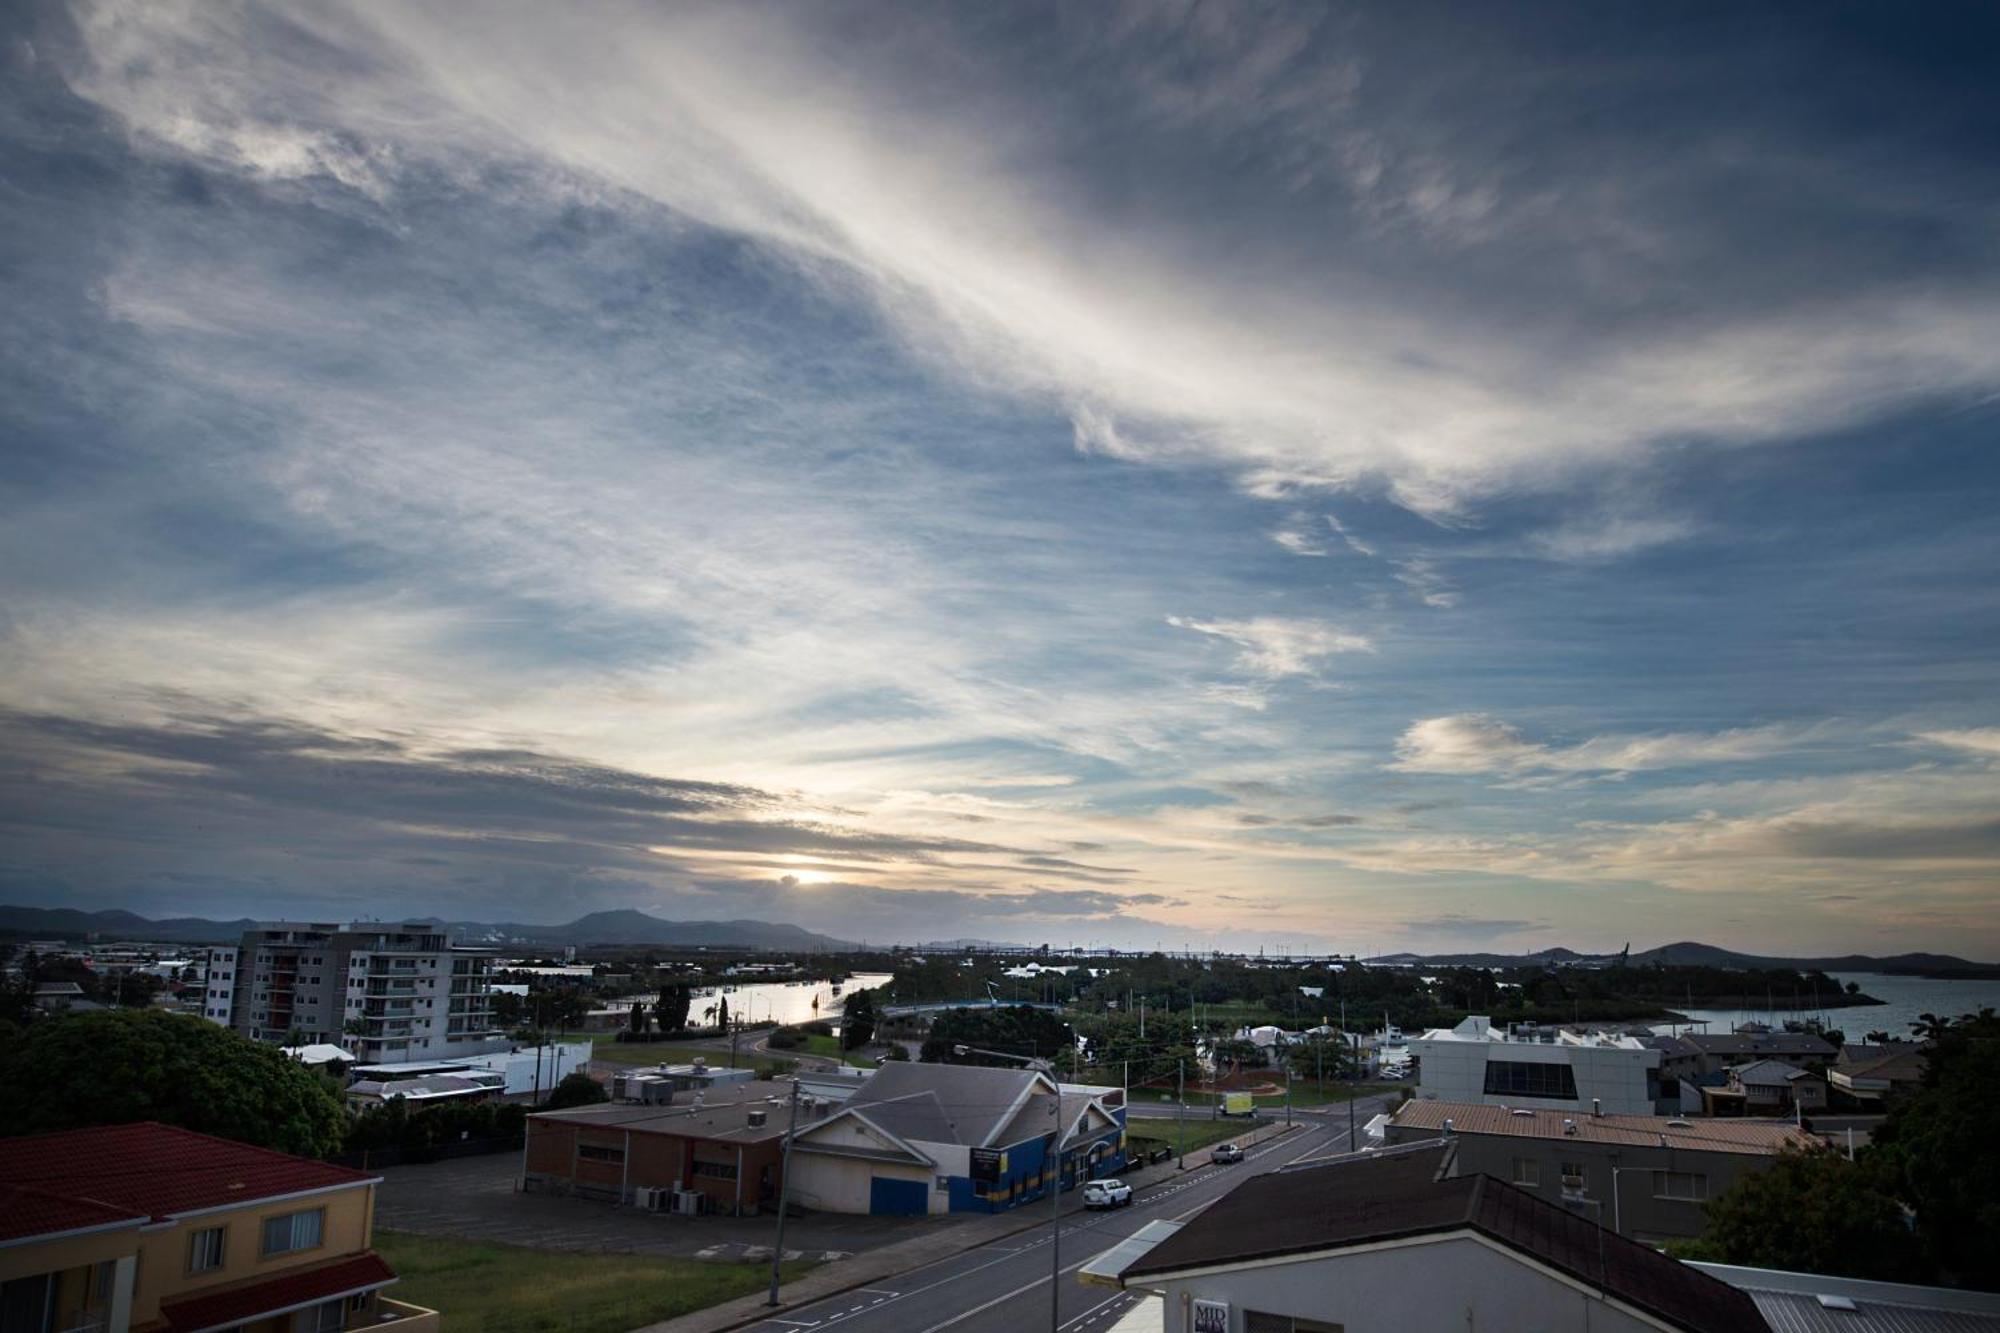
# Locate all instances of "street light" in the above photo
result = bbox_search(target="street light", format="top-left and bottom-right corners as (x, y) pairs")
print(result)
(954, 1044), (1065, 1333)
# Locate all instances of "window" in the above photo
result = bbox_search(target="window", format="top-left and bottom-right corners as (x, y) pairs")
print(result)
(1511, 1157), (1542, 1188)
(1482, 1060), (1580, 1101)
(935, 1176), (950, 1192)
(1654, 1170), (1708, 1201)
(261, 1208), (324, 1257)
(1245, 1315), (1344, 1333)
(189, 1226), (226, 1272)
(692, 1160), (738, 1180)
(577, 1144), (624, 1163)
(296, 1298), (343, 1333)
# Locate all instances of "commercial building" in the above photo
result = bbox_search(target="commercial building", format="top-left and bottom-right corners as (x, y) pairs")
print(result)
(1410, 1015), (1663, 1115)
(1092, 1141), (1767, 1332)
(1688, 1263), (2000, 1332)
(0, 1122), (433, 1333)
(521, 1079), (798, 1217)
(201, 923), (507, 1064)
(1384, 1100), (1814, 1242)
(785, 1063), (1127, 1216)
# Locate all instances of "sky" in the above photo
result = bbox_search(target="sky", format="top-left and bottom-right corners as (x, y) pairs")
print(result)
(3, 1), (1999, 957)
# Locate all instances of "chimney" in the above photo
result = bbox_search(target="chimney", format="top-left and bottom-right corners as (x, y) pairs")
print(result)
(1592, 1098), (1602, 1118)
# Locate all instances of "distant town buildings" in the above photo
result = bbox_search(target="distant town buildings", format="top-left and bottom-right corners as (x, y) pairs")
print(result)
(1410, 1015), (1663, 1115)
(201, 922), (508, 1063)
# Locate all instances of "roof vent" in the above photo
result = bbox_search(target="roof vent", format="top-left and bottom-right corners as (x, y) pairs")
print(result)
(747, 1110), (767, 1128)
(1563, 1119), (1577, 1135)
(1510, 1108), (1535, 1117)
(1591, 1099), (1602, 1118)
(1442, 1118), (1454, 1137)
(1666, 1119), (1693, 1128)
(1816, 1295), (1859, 1311)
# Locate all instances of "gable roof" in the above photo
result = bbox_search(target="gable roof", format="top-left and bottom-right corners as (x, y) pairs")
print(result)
(1731, 1059), (1821, 1087)
(0, 1123), (374, 1232)
(845, 1062), (1049, 1148)
(1685, 1032), (1834, 1058)
(1835, 1043), (1927, 1081)
(1122, 1143), (1767, 1333)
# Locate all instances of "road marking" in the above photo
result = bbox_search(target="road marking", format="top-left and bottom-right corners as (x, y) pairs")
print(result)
(766, 1320), (820, 1328)
(1058, 1291), (1132, 1331)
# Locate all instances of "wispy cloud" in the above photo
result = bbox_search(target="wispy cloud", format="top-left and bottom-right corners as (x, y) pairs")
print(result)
(1392, 715), (1809, 776)
(1168, 616), (1373, 679)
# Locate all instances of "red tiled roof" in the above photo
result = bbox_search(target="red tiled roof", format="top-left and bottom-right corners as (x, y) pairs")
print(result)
(0, 1123), (374, 1230)
(0, 1185), (146, 1247)
(160, 1253), (396, 1333)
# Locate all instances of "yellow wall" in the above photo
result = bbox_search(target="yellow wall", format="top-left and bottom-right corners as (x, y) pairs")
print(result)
(1, 1183), (379, 1332)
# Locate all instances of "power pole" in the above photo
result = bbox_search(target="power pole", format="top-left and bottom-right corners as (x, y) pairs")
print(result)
(1348, 1031), (1358, 1148)
(766, 1081), (800, 1306)
(1176, 1060), (1186, 1170)
(1050, 1087), (1061, 1333)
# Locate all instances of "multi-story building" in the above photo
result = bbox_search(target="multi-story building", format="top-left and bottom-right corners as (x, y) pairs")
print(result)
(1410, 1015), (1663, 1116)
(200, 923), (507, 1064)
(0, 1121), (435, 1333)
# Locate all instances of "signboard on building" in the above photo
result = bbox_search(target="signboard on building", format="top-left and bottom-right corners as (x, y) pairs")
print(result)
(1191, 1298), (1229, 1333)
(970, 1147), (1009, 1182)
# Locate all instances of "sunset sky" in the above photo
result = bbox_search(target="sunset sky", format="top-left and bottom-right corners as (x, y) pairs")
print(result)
(5, 2), (1999, 955)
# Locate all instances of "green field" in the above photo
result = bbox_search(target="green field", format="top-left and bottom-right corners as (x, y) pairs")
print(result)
(588, 1039), (737, 1068)
(373, 1231), (813, 1333)
(1126, 1117), (1260, 1158)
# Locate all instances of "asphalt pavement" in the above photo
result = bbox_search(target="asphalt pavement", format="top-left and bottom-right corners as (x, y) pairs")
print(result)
(728, 1101), (1383, 1333)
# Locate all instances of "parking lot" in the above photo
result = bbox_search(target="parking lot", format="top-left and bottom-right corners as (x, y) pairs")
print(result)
(371, 1150), (935, 1263)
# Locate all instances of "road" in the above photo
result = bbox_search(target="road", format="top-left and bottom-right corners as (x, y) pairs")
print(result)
(739, 1100), (1388, 1333)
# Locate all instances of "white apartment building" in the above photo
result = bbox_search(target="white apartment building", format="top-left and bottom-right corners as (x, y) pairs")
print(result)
(202, 921), (509, 1063)
(1410, 1015), (1662, 1116)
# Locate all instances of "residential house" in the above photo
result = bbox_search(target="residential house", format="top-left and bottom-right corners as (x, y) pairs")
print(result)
(1384, 1100), (1814, 1242)
(1702, 1060), (1826, 1117)
(1410, 1015), (1663, 1115)
(1829, 1043), (1927, 1104)
(1091, 1141), (1768, 1332)
(1677, 1032), (1834, 1082)
(784, 1062), (1127, 1216)
(0, 1122), (432, 1333)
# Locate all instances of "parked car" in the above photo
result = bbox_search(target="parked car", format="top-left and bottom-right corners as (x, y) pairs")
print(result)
(1083, 1179), (1134, 1209)
(1210, 1143), (1244, 1164)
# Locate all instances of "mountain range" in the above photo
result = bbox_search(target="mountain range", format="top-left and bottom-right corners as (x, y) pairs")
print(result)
(0, 905), (851, 952)
(1368, 940), (1999, 975)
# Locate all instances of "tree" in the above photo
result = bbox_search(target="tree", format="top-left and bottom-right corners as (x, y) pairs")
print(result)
(654, 984), (691, 1035)
(1699, 1146), (1927, 1283)
(541, 1071), (609, 1111)
(0, 1009), (347, 1158)
(715, 994), (731, 1033)
(841, 990), (878, 1050)
(627, 1001), (649, 1037)
(1870, 1008), (2000, 1287)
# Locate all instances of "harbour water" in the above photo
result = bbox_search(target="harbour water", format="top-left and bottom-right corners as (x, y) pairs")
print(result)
(686, 971), (894, 1028)
(1653, 972), (2000, 1039)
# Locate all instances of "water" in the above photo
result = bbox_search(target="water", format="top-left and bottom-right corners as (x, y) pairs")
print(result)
(684, 972), (894, 1028)
(1651, 973), (2000, 1039)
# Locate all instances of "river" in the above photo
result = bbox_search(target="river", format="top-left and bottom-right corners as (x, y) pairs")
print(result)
(683, 971), (894, 1028)
(1652, 972), (2000, 1038)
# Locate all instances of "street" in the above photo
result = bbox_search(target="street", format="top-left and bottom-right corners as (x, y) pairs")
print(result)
(738, 1100), (1386, 1333)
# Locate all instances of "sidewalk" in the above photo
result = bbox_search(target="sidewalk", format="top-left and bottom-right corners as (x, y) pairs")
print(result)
(634, 1119), (1303, 1333)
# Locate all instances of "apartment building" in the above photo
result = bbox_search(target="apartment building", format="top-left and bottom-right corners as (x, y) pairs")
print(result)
(0, 1122), (434, 1333)
(1410, 1015), (1663, 1116)
(201, 923), (507, 1064)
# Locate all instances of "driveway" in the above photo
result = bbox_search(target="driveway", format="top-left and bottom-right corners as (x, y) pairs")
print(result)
(372, 1151), (934, 1263)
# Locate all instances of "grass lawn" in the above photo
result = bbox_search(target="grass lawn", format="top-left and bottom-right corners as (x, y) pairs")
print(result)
(374, 1230), (812, 1333)
(588, 1039), (737, 1068)
(1262, 1082), (1403, 1108)
(1127, 1116), (1262, 1158)
(794, 1033), (879, 1068)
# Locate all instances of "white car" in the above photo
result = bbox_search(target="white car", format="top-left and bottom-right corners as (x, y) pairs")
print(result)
(1082, 1179), (1133, 1209)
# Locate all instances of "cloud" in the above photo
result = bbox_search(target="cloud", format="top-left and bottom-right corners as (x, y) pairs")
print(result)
(1168, 616), (1373, 678)
(1396, 915), (1549, 939)
(52, 0), (2000, 529)
(1392, 715), (1807, 776)
(1916, 728), (2000, 756)
(1392, 558), (1459, 609)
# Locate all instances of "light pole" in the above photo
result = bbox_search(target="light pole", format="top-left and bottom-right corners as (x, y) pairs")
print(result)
(766, 1081), (800, 1306)
(955, 1043), (1065, 1333)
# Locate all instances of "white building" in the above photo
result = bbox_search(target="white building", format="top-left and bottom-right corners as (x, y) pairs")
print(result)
(201, 921), (509, 1063)
(1410, 1015), (1660, 1115)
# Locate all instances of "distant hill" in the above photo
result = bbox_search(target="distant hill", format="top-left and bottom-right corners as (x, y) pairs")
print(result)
(0, 904), (850, 952)
(1371, 939), (1998, 976)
